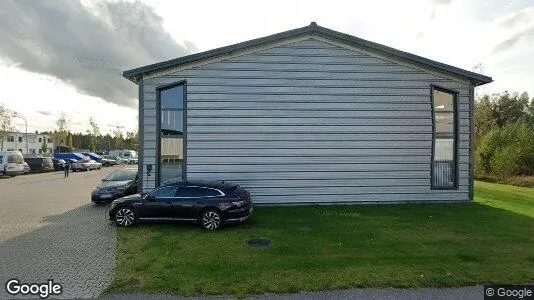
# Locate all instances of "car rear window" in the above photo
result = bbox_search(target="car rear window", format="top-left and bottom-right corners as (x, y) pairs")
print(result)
(105, 170), (137, 181)
(8, 154), (23, 164)
(180, 186), (222, 198)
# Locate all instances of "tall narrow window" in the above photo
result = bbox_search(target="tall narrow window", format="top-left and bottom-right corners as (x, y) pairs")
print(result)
(431, 87), (457, 189)
(158, 83), (185, 185)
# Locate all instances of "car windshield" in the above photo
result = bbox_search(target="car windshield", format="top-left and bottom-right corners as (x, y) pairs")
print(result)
(104, 170), (137, 181)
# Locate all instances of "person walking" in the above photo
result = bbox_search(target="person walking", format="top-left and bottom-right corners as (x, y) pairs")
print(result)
(64, 160), (70, 178)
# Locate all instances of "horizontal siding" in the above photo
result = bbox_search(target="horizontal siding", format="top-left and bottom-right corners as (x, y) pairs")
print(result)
(187, 125), (439, 133)
(165, 72), (460, 81)
(187, 163), (470, 173)
(219, 194), (470, 204)
(187, 102), (431, 110)
(189, 170), (470, 180)
(187, 148), (470, 157)
(187, 155), (470, 165)
(141, 38), (472, 202)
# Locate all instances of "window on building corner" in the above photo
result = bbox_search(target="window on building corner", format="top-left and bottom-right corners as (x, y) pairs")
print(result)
(431, 87), (457, 189)
(158, 83), (185, 185)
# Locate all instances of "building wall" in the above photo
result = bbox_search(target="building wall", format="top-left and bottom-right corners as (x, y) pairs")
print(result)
(140, 37), (472, 204)
(2, 132), (54, 155)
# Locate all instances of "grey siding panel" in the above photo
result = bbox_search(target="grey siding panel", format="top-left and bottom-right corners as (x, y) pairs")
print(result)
(187, 155), (470, 165)
(189, 170), (470, 180)
(141, 38), (472, 202)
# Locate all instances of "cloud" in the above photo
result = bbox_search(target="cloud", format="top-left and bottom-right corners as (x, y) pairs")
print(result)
(0, 0), (192, 109)
(429, 0), (453, 19)
(36, 110), (53, 116)
(500, 10), (528, 29)
(492, 26), (534, 54)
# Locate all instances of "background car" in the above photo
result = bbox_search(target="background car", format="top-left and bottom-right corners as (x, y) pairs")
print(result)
(72, 159), (102, 171)
(108, 180), (253, 230)
(99, 157), (112, 167)
(101, 156), (119, 166)
(114, 156), (128, 165)
(92, 169), (138, 203)
(24, 157), (54, 173)
(22, 161), (30, 174)
(126, 157), (138, 164)
(52, 158), (66, 171)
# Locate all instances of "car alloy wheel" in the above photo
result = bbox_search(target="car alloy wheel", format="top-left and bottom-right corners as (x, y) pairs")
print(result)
(115, 207), (135, 227)
(201, 210), (221, 230)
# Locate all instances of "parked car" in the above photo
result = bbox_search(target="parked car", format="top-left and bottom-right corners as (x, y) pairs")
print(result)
(22, 162), (30, 174)
(72, 159), (102, 171)
(0, 150), (25, 176)
(107, 180), (253, 229)
(91, 169), (138, 203)
(119, 156), (137, 164)
(24, 157), (54, 173)
(99, 157), (112, 167)
(65, 158), (78, 166)
(114, 157), (128, 165)
(53, 152), (85, 161)
(102, 156), (120, 166)
(52, 158), (66, 171)
(126, 157), (138, 164)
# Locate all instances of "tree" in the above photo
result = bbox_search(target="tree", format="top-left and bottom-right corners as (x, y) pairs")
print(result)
(527, 97), (534, 124)
(475, 122), (534, 177)
(0, 104), (15, 151)
(88, 117), (101, 152)
(113, 128), (124, 149)
(474, 95), (497, 149)
(492, 91), (530, 126)
(67, 133), (74, 152)
(53, 112), (69, 150)
(125, 131), (138, 151)
(41, 135), (48, 154)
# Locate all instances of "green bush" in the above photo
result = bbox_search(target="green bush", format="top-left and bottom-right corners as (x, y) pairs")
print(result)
(475, 122), (534, 178)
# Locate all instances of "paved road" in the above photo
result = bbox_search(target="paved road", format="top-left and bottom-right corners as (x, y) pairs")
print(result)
(107, 286), (483, 300)
(0, 167), (122, 299)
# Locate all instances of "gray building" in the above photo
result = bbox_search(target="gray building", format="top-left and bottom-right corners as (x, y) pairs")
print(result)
(123, 22), (492, 204)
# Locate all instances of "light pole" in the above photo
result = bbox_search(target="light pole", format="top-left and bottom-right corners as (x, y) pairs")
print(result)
(12, 112), (28, 154)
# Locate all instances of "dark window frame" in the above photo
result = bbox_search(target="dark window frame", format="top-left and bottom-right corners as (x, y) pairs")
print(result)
(156, 80), (187, 187)
(430, 85), (459, 190)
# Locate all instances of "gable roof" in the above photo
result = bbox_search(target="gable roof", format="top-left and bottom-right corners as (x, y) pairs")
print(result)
(123, 22), (492, 86)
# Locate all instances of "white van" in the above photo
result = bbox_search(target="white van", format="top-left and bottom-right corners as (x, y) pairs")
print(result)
(108, 149), (137, 158)
(108, 149), (138, 164)
(0, 150), (25, 176)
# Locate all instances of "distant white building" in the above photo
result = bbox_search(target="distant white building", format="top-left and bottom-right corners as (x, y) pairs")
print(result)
(1, 132), (54, 155)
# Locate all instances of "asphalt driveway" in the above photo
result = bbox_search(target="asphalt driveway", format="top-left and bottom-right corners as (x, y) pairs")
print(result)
(0, 167), (121, 298)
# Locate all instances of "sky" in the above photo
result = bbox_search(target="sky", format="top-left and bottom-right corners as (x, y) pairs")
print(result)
(0, 0), (533, 134)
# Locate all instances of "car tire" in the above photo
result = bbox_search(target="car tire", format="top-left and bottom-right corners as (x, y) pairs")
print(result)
(115, 207), (136, 227)
(200, 209), (222, 230)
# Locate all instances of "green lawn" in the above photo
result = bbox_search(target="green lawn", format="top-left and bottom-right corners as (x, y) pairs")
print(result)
(107, 181), (534, 296)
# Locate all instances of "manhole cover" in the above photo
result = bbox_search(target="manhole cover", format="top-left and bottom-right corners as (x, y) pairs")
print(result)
(246, 238), (272, 248)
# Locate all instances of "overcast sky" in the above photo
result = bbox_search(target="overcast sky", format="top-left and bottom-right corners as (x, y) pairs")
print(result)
(0, 0), (532, 134)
